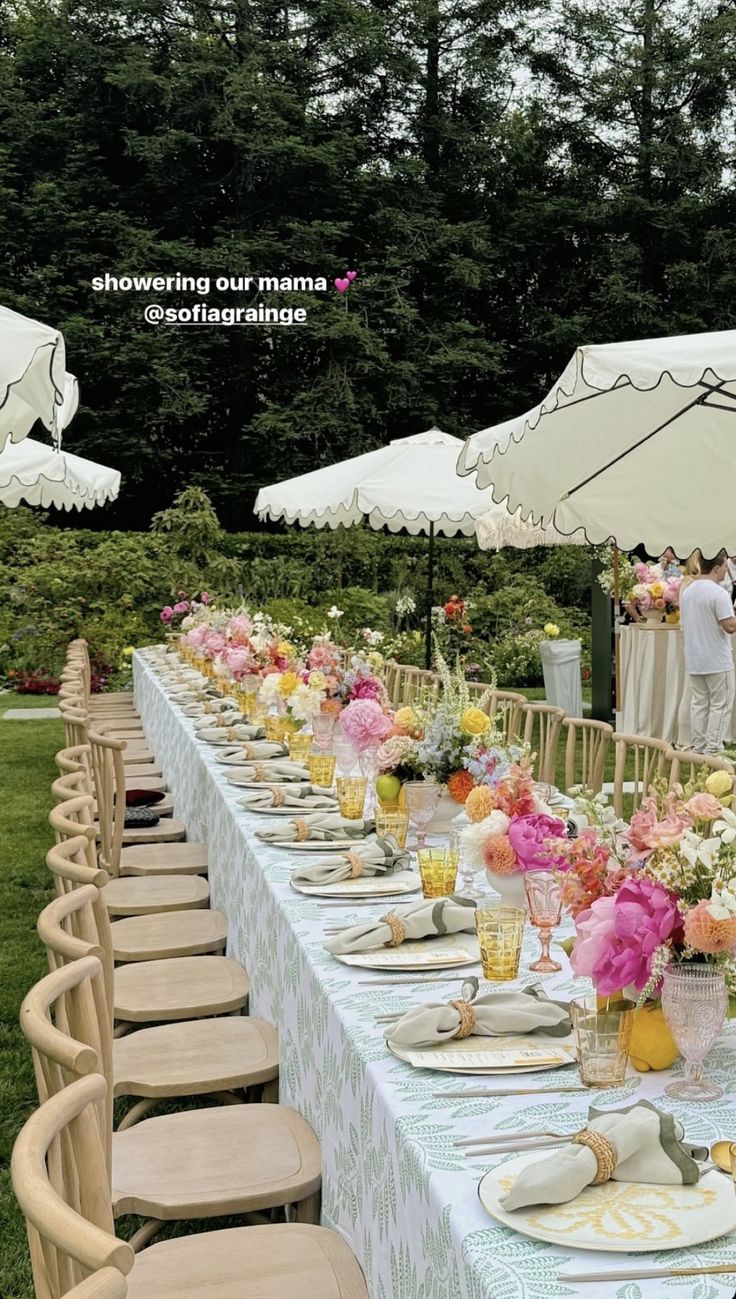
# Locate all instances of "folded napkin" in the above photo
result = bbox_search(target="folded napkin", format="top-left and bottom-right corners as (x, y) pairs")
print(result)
(291, 837), (410, 885)
(236, 784), (339, 811)
(256, 815), (375, 844)
(216, 741), (289, 762)
(386, 983), (571, 1048)
(501, 1100), (700, 1211)
(221, 758), (310, 783)
(325, 894), (476, 956)
(197, 723), (267, 743)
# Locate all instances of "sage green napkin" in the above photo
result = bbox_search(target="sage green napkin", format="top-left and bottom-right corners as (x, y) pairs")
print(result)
(214, 742), (291, 764)
(325, 894), (476, 956)
(220, 758), (310, 783)
(386, 984), (571, 1048)
(197, 722), (267, 743)
(291, 837), (410, 884)
(501, 1100), (700, 1211)
(236, 783), (338, 810)
(256, 815), (375, 844)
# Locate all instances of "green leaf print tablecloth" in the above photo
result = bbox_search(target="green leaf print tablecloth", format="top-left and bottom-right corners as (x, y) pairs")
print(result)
(133, 652), (736, 1299)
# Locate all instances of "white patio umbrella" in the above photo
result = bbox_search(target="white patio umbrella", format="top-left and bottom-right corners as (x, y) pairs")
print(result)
(256, 427), (496, 666)
(456, 329), (736, 557)
(471, 429), (587, 550)
(0, 304), (68, 451)
(0, 437), (120, 511)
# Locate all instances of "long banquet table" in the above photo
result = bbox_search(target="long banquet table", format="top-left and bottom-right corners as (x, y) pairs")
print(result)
(134, 650), (736, 1299)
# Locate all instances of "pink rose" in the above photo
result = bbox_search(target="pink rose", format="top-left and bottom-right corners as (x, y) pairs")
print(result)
(308, 642), (340, 670)
(685, 792), (723, 822)
(349, 676), (382, 701)
(627, 796), (690, 855)
(199, 591), (212, 604)
(160, 606), (174, 623)
(225, 647), (251, 679)
(173, 600), (189, 614)
(572, 876), (680, 994)
(506, 813), (568, 872)
(339, 699), (393, 751)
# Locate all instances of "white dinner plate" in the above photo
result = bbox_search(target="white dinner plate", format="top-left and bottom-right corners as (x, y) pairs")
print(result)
(239, 803), (339, 816)
(388, 1034), (577, 1075)
(291, 870), (421, 896)
(478, 1154), (736, 1252)
(330, 933), (479, 971)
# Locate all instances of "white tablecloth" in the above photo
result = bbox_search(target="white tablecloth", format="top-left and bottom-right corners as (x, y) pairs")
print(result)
(620, 624), (736, 745)
(134, 651), (736, 1299)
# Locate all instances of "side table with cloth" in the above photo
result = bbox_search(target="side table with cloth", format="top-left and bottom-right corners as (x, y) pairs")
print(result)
(620, 625), (736, 745)
(133, 652), (736, 1299)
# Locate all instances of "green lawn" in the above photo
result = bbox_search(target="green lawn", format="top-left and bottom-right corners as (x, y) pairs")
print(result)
(0, 699), (61, 1299)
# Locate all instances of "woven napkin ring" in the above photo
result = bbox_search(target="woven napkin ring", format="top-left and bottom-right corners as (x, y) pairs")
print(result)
(346, 851), (364, 878)
(292, 818), (310, 842)
(571, 1130), (617, 1184)
(449, 999), (476, 1039)
(244, 743), (256, 758)
(227, 727), (239, 740)
(268, 786), (285, 807)
(381, 912), (406, 947)
(254, 764), (267, 782)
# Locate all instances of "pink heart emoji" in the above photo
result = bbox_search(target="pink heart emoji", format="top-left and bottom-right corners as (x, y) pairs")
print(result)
(346, 270), (357, 282)
(334, 277), (350, 293)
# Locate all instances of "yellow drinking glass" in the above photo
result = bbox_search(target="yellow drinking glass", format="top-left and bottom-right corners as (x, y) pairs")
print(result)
(374, 808), (409, 849)
(289, 731), (313, 763)
(336, 776), (368, 819)
(475, 906), (525, 981)
(570, 995), (635, 1087)
(417, 848), (458, 899)
(308, 753), (336, 788)
(264, 715), (289, 743)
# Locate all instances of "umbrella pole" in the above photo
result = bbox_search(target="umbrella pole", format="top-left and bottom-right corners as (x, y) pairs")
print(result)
(613, 545), (621, 715)
(425, 522), (435, 670)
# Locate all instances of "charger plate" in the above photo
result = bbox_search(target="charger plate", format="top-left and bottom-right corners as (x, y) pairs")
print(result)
(388, 1034), (576, 1075)
(330, 933), (479, 971)
(291, 870), (421, 896)
(239, 803), (339, 816)
(478, 1154), (736, 1252)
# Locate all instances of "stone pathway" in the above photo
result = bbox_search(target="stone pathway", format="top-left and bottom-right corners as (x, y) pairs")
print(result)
(3, 708), (61, 720)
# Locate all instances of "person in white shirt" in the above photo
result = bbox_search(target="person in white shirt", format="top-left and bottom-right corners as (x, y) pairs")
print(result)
(679, 549), (736, 754)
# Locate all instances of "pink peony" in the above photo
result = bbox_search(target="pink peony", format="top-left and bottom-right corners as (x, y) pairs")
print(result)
(507, 813), (568, 872)
(308, 642), (340, 671)
(225, 647), (252, 679)
(349, 676), (382, 701)
(173, 600), (189, 614)
(199, 591), (212, 604)
(572, 876), (680, 994)
(187, 624), (207, 648)
(627, 795), (690, 855)
(339, 699), (393, 751)
(685, 792), (723, 822)
(160, 606), (174, 623)
(202, 631), (227, 659)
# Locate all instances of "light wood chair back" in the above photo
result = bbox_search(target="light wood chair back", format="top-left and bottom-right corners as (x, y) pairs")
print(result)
(397, 666), (439, 707)
(59, 701), (90, 753)
(87, 731), (127, 877)
(48, 796), (102, 889)
(612, 734), (671, 816)
(20, 957), (111, 1175)
(11, 1074), (133, 1299)
(382, 660), (401, 708)
(55, 746), (93, 785)
(467, 685), (526, 744)
(666, 747), (735, 788)
(563, 718), (613, 794)
(521, 703), (565, 785)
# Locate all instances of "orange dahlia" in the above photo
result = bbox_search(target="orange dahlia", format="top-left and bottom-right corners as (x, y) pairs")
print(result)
(447, 769), (474, 804)
(483, 834), (518, 876)
(465, 785), (495, 823)
(683, 900), (736, 954)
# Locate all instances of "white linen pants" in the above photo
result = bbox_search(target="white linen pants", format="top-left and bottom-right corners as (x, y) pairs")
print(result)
(689, 670), (736, 753)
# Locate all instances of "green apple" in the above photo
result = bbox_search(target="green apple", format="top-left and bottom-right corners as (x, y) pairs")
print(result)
(375, 774), (401, 803)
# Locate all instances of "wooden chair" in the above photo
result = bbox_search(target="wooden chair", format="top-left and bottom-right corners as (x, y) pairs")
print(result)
(43, 843), (248, 1032)
(667, 747), (735, 788)
(55, 744), (167, 799)
(466, 685), (526, 744)
(11, 1074), (368, 1299)
(19, 949), (320, 1240)
(563, 718), (613, 794)
(611, 734), (671, 816)
(65, 640), (138, 715)
(521, 702), (565, 785)
(397, 666), (439, 707)
(59, 701), (162, 776)
(382, 659), (401, 708)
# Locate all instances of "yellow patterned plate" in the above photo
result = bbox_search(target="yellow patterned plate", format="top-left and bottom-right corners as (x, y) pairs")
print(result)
(478, 1153), (736, 1252)
(388, 1034), (576, 1075)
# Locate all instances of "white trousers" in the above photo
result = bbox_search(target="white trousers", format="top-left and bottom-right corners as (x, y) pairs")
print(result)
(689, 670), (736, 753)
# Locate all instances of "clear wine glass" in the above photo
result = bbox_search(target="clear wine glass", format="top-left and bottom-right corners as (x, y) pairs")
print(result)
(523, 870), (563, 972)
(311, 712), (336, 753)
(333, 737), (359, 776)
(661, 963), (728, 1101)
(404, 780), (440, 851)
(451, 826), (482, 899)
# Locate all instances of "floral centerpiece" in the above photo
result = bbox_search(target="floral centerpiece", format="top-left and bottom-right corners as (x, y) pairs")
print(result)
(460, 760), (569, 906)
(628, 561), (682, 624)
(160, 591), (212, 632)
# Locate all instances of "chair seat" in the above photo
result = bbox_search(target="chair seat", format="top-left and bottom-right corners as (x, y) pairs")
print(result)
(123, 774), (167, 794)
(119, 842), (208, 876)
(122, 751), (157, 766)
(119, 817), (187, 846)
(114, 956), (248, 1022)
(102, 874), (210, 916)
(123, 763), (164, 779)
(111, 910), (228, 961)
(113, 1016), (278, 1097)
(112, 1104), (321, 1219)
(126, 1224), (368, 1299)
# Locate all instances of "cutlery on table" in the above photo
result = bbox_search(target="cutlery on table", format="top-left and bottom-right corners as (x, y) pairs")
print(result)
(435, 1087), (588, 1098)
(464, 1137), (573, 1156)
(560, 1263), (736, 1283)
(455, 1128), (576, 1148)
(358, 975), (476, 988)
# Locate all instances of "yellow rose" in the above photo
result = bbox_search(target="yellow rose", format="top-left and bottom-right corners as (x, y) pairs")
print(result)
(705, 770), (734, 799)
(308, 670), (326, 689)
(122, 646), (135, 657)
(543, 622), (559, 637)
(394, 706), (418, 732)
(278, 671), (299, 697)
(649, 581), (664, 598)
(460, 706), (490, 737)
(277, 641), (295, 659)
